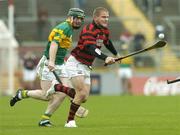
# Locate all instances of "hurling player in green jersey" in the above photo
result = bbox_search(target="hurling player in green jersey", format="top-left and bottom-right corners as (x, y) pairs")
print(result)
(10, 8), (88, 127)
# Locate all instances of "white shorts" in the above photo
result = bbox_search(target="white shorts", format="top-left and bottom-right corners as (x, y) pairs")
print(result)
(118, 67), (132, 79)
(64, 55), (91, 85)
(36, 56), (68, 81)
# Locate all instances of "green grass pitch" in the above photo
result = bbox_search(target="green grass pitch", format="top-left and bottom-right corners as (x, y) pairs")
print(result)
(0, 95), (180, 135)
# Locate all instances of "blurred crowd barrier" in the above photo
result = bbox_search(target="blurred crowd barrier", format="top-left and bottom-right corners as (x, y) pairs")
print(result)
(90, 72), (180, 96)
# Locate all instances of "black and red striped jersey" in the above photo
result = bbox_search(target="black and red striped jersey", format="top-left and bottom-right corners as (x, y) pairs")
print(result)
(71, 21), (110, 66)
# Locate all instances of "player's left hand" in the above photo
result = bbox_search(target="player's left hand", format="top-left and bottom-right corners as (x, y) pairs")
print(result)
(48, 61), (55, 71)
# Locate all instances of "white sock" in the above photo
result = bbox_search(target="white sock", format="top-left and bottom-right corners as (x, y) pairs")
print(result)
(18, 91), (22, 99)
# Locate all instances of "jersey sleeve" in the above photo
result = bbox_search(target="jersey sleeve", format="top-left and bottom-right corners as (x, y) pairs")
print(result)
(48, 28), (66, 45)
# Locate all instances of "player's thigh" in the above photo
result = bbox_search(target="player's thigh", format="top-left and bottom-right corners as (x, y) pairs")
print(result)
(84, 83), (91, 96)
(40, 80), (52, 91)
(61, 77), (72, 87)
(71, 76), (90, 94)
(71, 75), (86, 90)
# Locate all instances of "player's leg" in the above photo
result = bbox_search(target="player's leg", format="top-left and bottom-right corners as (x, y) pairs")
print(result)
(39, 92), (67, 127)
(24, 80), (52, 100)
(10, 56), (50, 106)
(61, 56), (91, 127)
(63, 78), (89, 118)
(123, 77), (129, 94)
(39, 81), (89, 127)
(39, 75), (68, 126)
(38, 76), (68, 127)
(118, 68), (128, 94)
(38, 65), (71, 127)
(65, 75), (90, 127)
(126, 68), (132, 94)
(10, 80), (64, 127)
(10, 80), (52, 107)
(46, 78), (89, 118)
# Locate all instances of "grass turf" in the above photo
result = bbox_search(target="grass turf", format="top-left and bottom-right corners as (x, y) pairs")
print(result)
(0, 95), (180, 135)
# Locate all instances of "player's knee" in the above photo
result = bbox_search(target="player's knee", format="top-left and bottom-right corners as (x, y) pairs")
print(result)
(82, 99), (87, 103)
(43, 95), (52, 101)
(79, 92), (88, 103)
(41, 91), (51, 101)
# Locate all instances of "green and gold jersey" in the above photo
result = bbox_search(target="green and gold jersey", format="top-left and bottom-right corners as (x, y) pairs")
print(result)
(120, 57), (133, 68)
(119, 51), (133, 68)
(44, 20), (73, 65)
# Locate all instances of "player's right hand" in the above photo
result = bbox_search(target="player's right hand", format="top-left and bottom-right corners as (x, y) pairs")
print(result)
(105, 56), (116, 65)
(115, 53), (121, 64)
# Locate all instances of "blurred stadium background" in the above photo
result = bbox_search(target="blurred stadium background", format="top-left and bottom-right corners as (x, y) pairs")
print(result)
(0, 0), (180, 96)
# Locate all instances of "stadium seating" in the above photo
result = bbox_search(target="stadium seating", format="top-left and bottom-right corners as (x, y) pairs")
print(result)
(0, 0), (124, 41)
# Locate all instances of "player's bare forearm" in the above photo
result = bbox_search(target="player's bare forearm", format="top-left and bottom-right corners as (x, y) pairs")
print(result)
(49, 41), (58, 70)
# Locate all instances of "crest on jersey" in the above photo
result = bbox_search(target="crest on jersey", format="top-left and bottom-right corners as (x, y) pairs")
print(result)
(96, 34), (105, 47)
